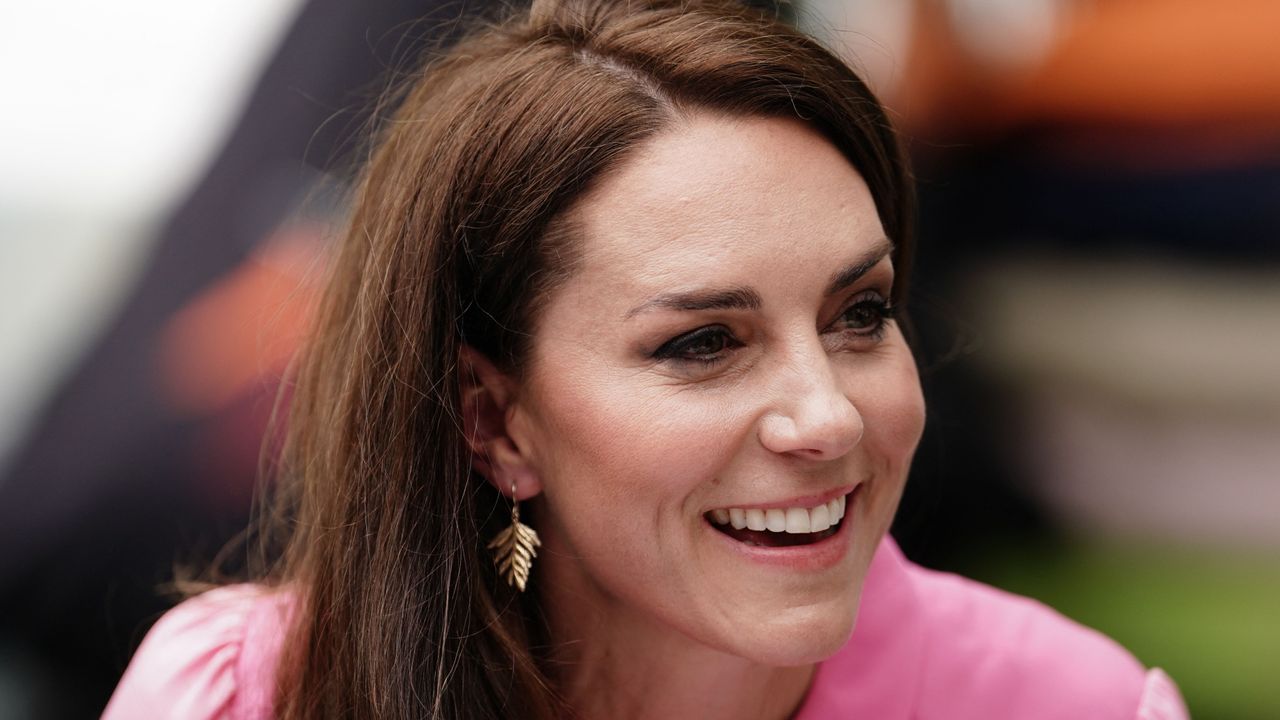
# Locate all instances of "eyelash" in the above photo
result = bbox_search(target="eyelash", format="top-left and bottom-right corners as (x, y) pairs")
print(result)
(651, 292), (896, 366)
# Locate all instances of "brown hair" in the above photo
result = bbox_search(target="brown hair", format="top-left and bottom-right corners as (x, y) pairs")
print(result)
(267, 1), (914, 717)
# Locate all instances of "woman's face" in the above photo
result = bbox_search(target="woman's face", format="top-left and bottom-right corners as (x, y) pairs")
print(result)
(507, 113), (925, 666)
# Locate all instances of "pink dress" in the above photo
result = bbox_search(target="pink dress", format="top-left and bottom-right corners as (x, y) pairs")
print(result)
(103, 537), (1189, 719)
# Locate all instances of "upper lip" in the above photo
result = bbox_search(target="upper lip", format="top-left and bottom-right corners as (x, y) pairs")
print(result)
(705, 483), (858, 512)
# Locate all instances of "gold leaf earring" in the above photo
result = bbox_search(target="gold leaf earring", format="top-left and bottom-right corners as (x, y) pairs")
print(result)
(488, 481), (541, 591)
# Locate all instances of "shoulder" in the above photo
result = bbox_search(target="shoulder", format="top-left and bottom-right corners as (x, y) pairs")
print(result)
(907, 562), (1149, 719)
(102, 584), (295, 720)
(802, 538), (1188, 720)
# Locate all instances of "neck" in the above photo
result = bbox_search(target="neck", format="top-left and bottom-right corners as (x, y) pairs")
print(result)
(540, 582), (815, 720)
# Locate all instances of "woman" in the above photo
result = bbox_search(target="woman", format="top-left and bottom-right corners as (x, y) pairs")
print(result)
(105, 1), (1188, 718)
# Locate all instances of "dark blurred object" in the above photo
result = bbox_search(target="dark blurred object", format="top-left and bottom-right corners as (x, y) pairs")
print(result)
(887, 0), (1280, 570)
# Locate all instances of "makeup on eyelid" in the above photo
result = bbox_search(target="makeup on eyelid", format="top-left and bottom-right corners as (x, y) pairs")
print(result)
(648, 289), (897, 366)
(622, 243), (896, 321)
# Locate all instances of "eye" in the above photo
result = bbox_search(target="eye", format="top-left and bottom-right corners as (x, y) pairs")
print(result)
(834, 291), (895, 338)
(652, 325), (740, 365)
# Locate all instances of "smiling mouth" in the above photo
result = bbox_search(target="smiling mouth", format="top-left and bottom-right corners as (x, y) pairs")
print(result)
(704, 490), (852, 548)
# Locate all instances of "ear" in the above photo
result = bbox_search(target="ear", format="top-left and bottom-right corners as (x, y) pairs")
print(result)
(459, 345), (543, 501)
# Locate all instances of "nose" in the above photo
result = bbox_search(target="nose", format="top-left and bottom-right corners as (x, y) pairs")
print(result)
(757, 342), (863, 460)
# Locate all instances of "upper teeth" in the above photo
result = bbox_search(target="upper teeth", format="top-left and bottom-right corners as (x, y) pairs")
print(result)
(709, 495), (846, 534)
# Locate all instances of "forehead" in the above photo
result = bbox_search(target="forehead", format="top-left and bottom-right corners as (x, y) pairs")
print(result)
(565, 114), (886, 298)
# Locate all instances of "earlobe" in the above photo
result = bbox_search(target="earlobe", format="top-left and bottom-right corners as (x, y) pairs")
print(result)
(459, 345), (543, 500)
(484, 437), (544, 501)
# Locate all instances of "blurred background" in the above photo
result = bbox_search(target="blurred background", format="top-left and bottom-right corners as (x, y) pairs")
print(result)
(1, 0), (1276, 717)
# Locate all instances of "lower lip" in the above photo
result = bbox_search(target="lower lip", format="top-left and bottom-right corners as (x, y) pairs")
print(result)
(705, 485), (862, 572)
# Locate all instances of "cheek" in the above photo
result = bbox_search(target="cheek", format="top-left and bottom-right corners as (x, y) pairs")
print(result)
(535, 383), (732, 476)
(853, 350), (925, 523)
(517, 368), (744, 538)
(824, 341), (923, 473)
(869, 358), (926, 461)
(517, 369), (753, 623)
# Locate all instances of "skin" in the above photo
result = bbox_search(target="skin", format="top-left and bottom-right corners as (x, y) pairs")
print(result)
(464, 113), (926, 720)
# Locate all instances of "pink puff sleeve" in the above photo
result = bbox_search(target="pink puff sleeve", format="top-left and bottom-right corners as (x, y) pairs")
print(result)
(102, 584), (291, 720)
(1138, 668), (1190, 719)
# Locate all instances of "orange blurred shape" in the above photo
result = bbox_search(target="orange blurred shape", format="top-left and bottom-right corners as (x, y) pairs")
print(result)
(898, 0), (1280, 136)
(157, 226), (323, 416)
(1018, 0), (1280, 125)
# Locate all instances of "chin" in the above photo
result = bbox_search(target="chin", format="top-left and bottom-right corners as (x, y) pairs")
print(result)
(724, 591), (863, 667)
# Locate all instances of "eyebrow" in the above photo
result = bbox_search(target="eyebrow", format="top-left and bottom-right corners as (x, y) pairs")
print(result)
(623, 237), (895, 320)
(823, 237), (895, 297)
(624, 286), (762, 319)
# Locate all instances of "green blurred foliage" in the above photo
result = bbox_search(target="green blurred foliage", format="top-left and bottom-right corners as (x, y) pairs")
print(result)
(963, 537), (1280, 720)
